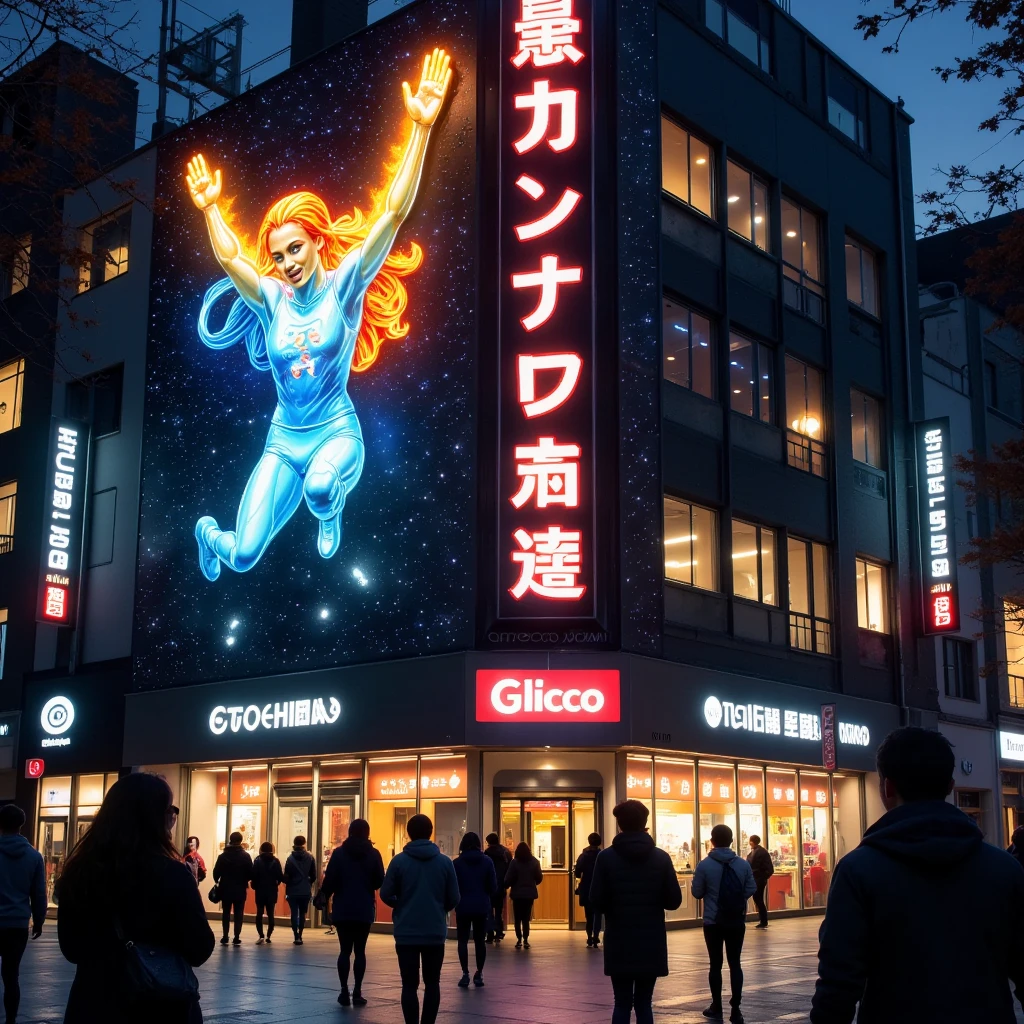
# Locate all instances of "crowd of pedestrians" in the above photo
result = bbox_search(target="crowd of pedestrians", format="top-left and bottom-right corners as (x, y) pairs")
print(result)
(0, 726), (1021, 1023)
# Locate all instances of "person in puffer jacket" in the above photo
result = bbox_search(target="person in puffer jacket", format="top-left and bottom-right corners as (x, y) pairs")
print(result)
(812, 727), (1024, 1024)
(452, 832), (496, 988)
(283, 836), (317, 944)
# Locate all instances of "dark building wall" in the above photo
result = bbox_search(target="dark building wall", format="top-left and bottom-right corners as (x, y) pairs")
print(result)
(290, 0), (369, 65)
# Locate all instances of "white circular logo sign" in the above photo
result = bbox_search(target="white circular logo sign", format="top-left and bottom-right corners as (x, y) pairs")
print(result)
(41, 696), (75, 736)
(703, 696), (723, 729)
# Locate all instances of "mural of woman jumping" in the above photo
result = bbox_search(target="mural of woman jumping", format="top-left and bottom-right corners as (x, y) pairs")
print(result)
(185, 48), (453, 581)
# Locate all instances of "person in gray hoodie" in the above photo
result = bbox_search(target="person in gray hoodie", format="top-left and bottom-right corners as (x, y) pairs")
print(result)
(283, 836), (317, 945)
(691, 824), (756, 1024)
(0, 804), (45, 1024)
(380, 814), (460, 1024)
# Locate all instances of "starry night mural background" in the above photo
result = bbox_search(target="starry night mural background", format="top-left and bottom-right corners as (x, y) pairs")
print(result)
(134, 1), (478, 688)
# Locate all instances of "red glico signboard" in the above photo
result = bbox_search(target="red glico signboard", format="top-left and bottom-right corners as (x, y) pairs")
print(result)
(497, 0), (597, 619)
(475, 669), (620, 722)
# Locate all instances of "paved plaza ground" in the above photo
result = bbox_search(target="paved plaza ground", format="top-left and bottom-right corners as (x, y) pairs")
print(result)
(14, 917), (1024, 1023)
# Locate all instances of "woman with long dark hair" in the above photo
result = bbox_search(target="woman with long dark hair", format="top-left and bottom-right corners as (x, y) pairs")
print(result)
(56, 772), (215, 1023)
(503, 842), (543, 949)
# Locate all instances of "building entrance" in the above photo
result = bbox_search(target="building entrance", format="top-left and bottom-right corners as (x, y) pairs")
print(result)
(497, 794), (599, 928)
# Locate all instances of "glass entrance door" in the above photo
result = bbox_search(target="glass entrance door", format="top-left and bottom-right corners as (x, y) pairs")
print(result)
(317, 799), (356, 925)
(38, 818), (67, 907)
(499, 795), (598, 928)
(274, 802), (311, 923)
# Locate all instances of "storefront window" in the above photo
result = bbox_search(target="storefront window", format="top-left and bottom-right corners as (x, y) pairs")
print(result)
(186, 768), (226, 914)
(698, 763), (736, 858)
(738, 767), (765, 851)
(832, 774), (862, 863)
(500, 798), (521, 855)
(38, 776), (71, 907)
(766, 769), (799, 911)
(318, 761), (360, 875)
(801, 773), (831, 907)
(368, 757), (418, 924)
(626, 756), (653, 814)
(654, 759), (697, 921)
(228, 767), (268, 855)
(419, 755), (467, 859)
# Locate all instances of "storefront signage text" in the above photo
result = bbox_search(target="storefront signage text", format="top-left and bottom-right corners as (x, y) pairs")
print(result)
(475, 669), (620, 722)
(916, 418), (961, 634)
(208, 697), (341, 736)
(703, 696), (870, 748)
(1000, 730), (1024, 763)
(40, 695), (75, 748)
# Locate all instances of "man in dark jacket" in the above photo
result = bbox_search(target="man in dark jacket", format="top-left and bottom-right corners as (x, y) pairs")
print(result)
(812, 727), (1024, 1024)
(483, 833), (511, 943)
(574, 832), (603, 946)
(213, 832), (253, 945)
(320, 818), (386, 1007)
(453, 832), (496, 987)
(250, 842), (284, 944)
(589, 800), (682, 1024)
(745, 835), (773, 929)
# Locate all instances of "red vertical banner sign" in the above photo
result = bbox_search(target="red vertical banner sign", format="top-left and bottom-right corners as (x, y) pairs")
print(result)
(497, 0), (596, 620)
(821, 703), (837, 771)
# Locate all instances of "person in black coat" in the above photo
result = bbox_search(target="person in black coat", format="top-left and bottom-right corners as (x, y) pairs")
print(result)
(574, 832), (603, 947)
(589, 800), (683, 1024)
(812, 727), (1024, 1024)
(212, 831), (253, 945)
(745, 835), (773, 929)
(56, 772), (215, 1024)
(483, 833), (512, 943)
(250, 842), (284, 944)
(319, 818), (386, 1007)
(1007, 825), (1024, 870)
(452, 832), (497, 987)
(283, 835), (318, 944)
(504, 843), (543, 948)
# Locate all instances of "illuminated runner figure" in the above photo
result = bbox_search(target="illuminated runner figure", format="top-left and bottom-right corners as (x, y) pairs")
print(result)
(186, 49), (453, 580)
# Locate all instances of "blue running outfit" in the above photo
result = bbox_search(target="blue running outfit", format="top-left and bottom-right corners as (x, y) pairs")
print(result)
(195, 250), (370, 580)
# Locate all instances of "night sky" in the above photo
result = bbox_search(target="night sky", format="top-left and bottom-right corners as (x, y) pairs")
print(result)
(134, 0), (478, 688)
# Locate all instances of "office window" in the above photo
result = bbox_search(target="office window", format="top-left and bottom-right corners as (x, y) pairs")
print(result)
(0, 481), (15, 555)
(1004, 601), (1024, 707)
(65, 363), (124, 437)
(0, 608), (5, 681)
(661, 116), (714, 217)
(664, 496), (719, 592)
(663, 297), (714, 398)
(850, 389), (882, 468)
(78, 206), (131, 293)
(706, 0), (771, 73)
(845, 237), (878, 316)
(726, 160), (769, 252)
(729, 333), (773, 424)
(983, 346), (1024, 421)
(943, 638), (976, 701)
(782, 199), (824, 323)
(828, 67), (867, 148)
(1, 234), (30, 299)
(856, 558), (889, 633)
(785, 357), (826, 477)
(732, 519), (777, 606)
(0, 358), (24, 435)
(789, 538), (832, 655)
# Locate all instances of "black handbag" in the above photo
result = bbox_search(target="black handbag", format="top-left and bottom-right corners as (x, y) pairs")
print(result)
(207, 884), (220, 903)
(115, 919), (199, 1003)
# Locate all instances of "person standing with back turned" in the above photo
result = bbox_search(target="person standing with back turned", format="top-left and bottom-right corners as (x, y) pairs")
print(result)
(213, 832), (253, 946)
(574, 832), (604, 947)
(250, 842), (284, 944)
(812, 727), (1024, 1024)
(691, 824), (756, 1023)
(452, 832), (496, 988)
(284, 836), (317, 944)
(504, 842), (543, 949)
(588, 801), (682, 1024)
(0, 804), (45, 1024)
(745, 836), (773, 930)
(483, 833), (511, 943)
(380, 814), (460, 1024)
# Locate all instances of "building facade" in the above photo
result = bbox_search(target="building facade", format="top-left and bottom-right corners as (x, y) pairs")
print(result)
(12, 0), (947, 927)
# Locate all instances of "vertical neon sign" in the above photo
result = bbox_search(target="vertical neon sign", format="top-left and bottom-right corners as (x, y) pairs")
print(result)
(499, 0), (595, 618)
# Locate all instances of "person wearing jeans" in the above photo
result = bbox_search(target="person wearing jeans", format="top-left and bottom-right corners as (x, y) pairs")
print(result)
(482, 834), (511, 943)
(573, 833), (603, 947)
(250, 841), (284, 944)
(284, 836), (317, 945)
(589, 800), (683, 1024)
(504, 843), (543, 949)
(745, 836), (773, 930)
(212, 831), (253, 945)
(380, 814), (460, 1024)
(0, 805), (45, 1024)
(453, 832), (496, 987)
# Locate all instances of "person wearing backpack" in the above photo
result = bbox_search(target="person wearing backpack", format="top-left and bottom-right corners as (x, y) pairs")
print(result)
(691, 824), (756, 1023)
(745, 836), (773, 929)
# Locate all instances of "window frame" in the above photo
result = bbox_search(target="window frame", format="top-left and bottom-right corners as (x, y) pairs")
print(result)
(782, 198), (825, 324)
(0, 607), (6, 681)
(785, 356), (827, 478)
(787, 537), (833, 656)
(1, 234), (31, 299)
(706, 0), (772, 74)
(0, 480), (16, 556)
(0, 358), (25, 435)
(77, 205), (132, 295)
(827, 66), (868, 149)
(845, 236), (879, 317)
(726, 158), (770, 253)
(663, 495), (720, 593)
(942, 637), (977, 702)
(728, 332), (774, 425)
(660, 115), (715, 219)
(731, 518), (777, 607)
(662, 295), (715, 399)
(850, 388), (882, 469)
(855, 557), (890, 634)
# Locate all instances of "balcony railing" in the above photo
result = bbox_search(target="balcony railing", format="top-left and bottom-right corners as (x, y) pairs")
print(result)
(790, 612), (832, 655)
(0, 535), (13, 555)
(787, 431), (828, 478)
(1010, 675), (1024, 709)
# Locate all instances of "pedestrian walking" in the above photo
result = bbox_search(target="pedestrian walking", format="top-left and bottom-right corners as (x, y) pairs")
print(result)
(588, 800), (682, 1024)
(453, 832), (496, 988)
(812, 727), (1024, 1023)
(1007, 825), (1024, 870)
(0, 804), (45, 1024)
(183, 837), (207, 885)
(212, 832), (253, 946)
(380, 814), (460, 1024)
(574, 832), (603, 947)
(691, 824), (756, 1023)
(284, 836), (317, 945)
(483, 833), (511, 943)
(320, 818), (386, 1007)
(250, 842), (284, 944)
(504, 842), (542, 949)
(745, 836), (773, 929)
(55, 772), (215, 1023)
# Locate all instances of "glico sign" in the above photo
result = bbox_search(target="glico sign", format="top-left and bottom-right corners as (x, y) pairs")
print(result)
(475, 669), (620, 722)
(37, 418), (90, 625)
(915, 418), (960, 634)
(495, 0), (602, 624)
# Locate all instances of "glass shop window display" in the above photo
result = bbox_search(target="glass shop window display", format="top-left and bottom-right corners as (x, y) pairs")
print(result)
(766, 769), (800, 910)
